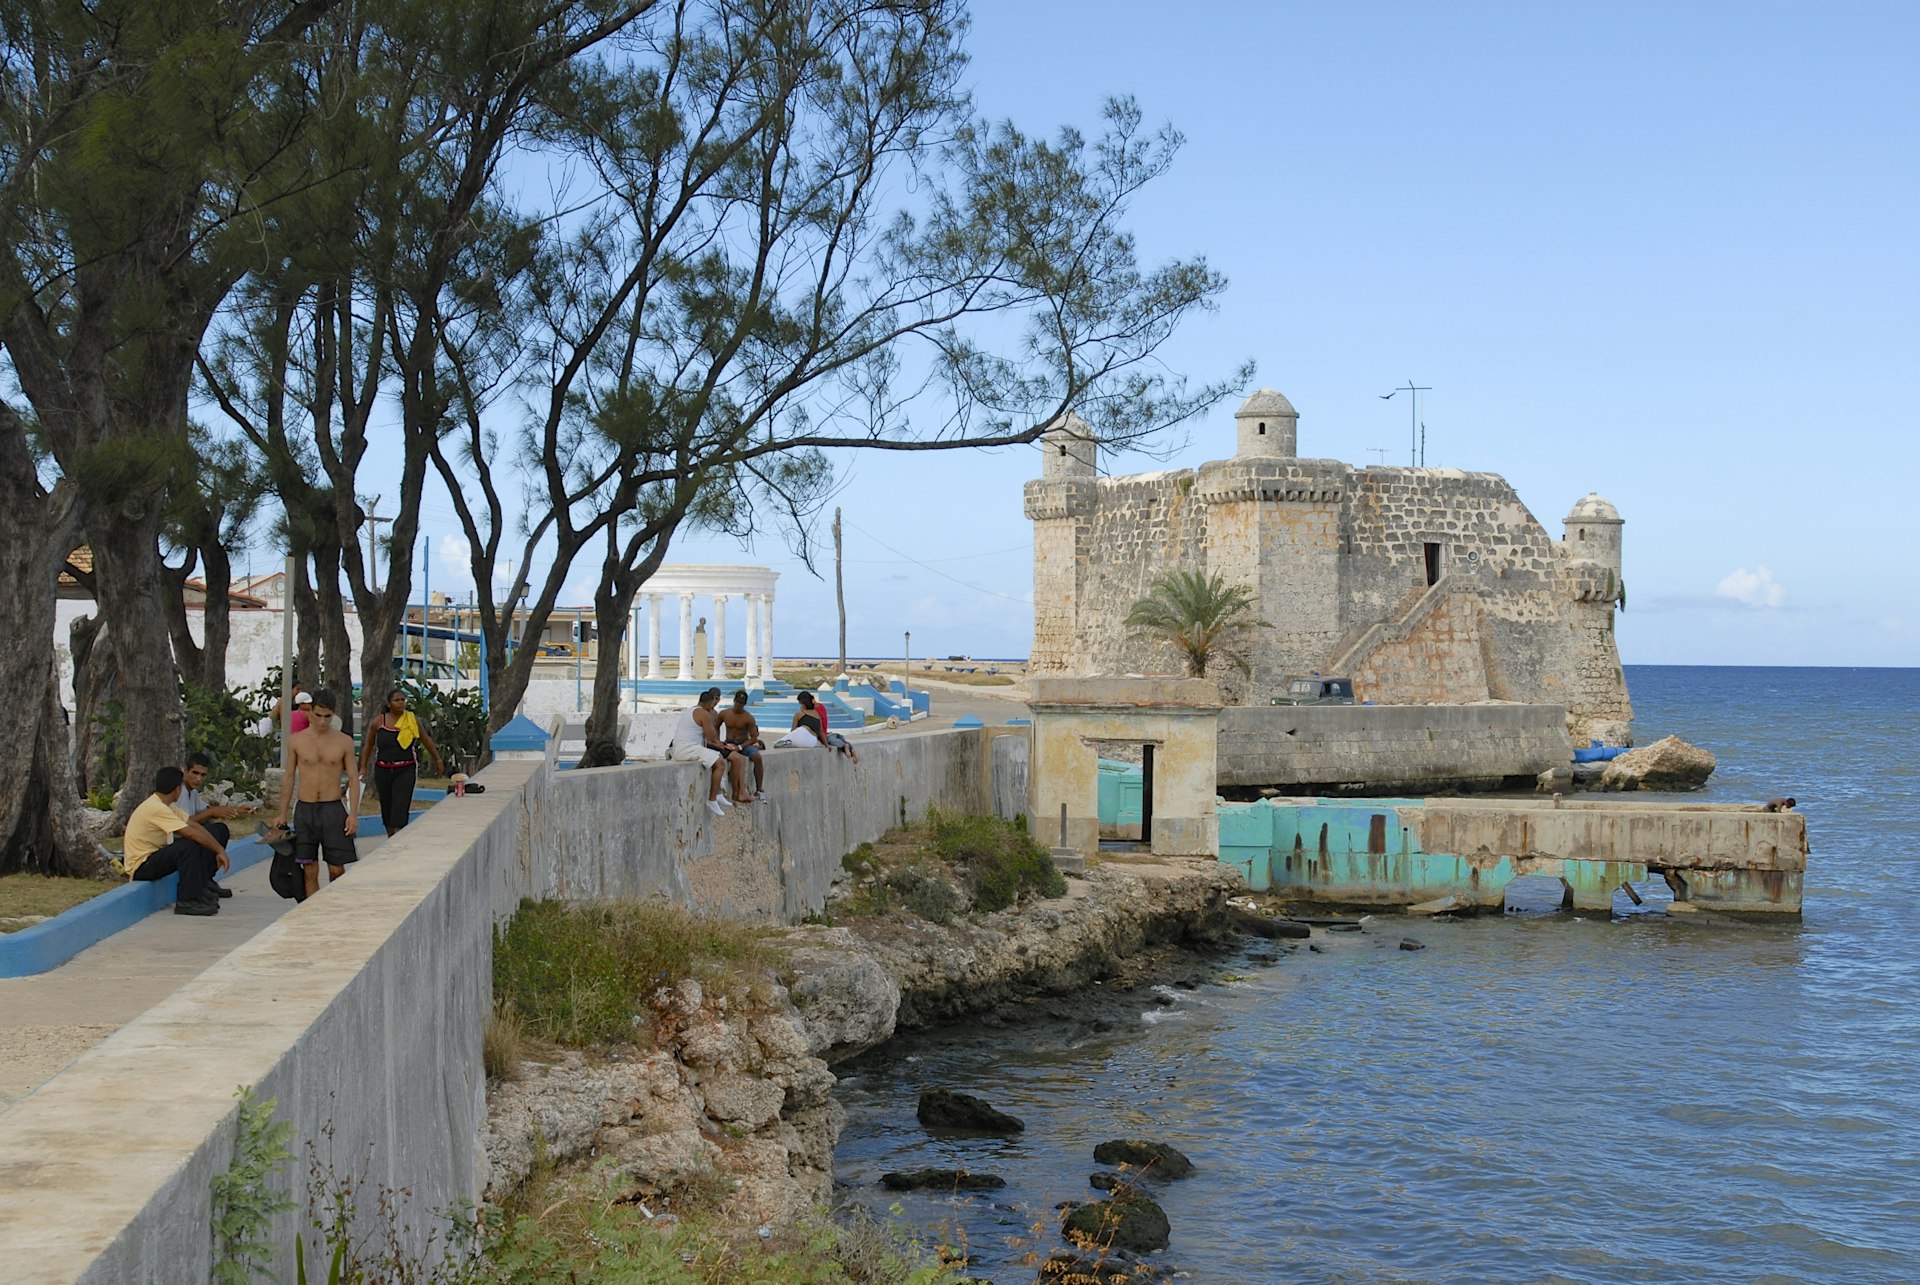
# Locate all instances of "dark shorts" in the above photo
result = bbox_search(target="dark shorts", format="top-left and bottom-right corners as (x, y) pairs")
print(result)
(723, 739), (762, 757)
(292, 800), (358, 867)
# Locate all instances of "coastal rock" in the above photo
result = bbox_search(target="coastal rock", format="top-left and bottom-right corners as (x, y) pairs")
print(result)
(880, 1168), (1007, 1191)
(1091, 1139), (1194, 1180)
(1040, 1250), (1170, 1282)
(1399, 937), (1426, 951)
(1089, 1171), (1142, 1197)
(781, 927), (901, 1059)
(918, 1087), (1024, 1134)
(1599, 736), (1716, 792)
(1062, 1189), (1172, 1253)
(1233, 910), (1311, 939)
(1405, 895), (1462, 917)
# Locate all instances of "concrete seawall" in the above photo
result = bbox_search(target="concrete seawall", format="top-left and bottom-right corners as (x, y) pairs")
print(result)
(0, 726), (1023, 1284)
(1218, 703), (1570, 793)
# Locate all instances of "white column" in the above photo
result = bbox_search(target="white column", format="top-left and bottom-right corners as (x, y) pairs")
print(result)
(744, 594), (761, 682)
(711, 594), (730, 682)
(677, 592), (695, 681)
(645, 593), (663, 679)
(759, 593), (775, 682)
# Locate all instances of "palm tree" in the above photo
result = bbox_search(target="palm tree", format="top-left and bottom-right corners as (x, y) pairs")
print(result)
(1125, 570), (1269, 677)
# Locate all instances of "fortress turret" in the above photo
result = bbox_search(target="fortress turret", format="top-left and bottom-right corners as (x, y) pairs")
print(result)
(1564, 493), (1624, 579)
(1235, 388), (1298, 458)
(1041, 411), (1099, 480)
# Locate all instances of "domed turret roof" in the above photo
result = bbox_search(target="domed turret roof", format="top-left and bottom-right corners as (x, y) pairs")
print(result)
(1043, 410), (1094, 439)
(1236, 388), (1297, 418)
(1566, 492), (1621, 522)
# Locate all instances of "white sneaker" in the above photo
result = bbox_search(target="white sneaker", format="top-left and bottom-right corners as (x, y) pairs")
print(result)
(757, 792), (770, 805)
(716, 793), (735, 809)
(707, 799), (725, 817)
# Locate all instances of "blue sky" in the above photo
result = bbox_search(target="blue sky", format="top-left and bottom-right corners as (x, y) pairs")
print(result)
(411, 1), (1919, 667)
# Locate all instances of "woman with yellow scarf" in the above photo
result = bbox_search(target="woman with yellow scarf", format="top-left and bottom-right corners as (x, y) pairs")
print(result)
(360, 688), (445, 834)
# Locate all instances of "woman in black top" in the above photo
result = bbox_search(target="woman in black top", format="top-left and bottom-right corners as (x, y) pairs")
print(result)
(358, 688), (444, 834)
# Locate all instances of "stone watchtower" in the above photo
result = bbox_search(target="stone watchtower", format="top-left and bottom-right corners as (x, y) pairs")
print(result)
(1026, 413), (1102, 673)
(1562, 492), (1632, 743)
(1235, 388), (1298, 458)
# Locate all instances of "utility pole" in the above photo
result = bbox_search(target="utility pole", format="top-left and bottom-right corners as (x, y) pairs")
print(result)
(1379, 382), (1432, 467)
(833, 507), (847, 676)
(363, 495), (392, 593)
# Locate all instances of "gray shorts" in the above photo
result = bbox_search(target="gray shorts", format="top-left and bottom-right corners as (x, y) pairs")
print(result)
(292, 800), (358, 867)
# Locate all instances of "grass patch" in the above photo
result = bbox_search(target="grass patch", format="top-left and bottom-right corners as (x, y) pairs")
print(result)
(0, 874), (115, 929)
(927, 807), (1066, 911)
(483, 1007), (526, 1081)
(833, 811), (1064, 923)
(493, 899), (770, 1048)
(484, 1169), (967, 1285)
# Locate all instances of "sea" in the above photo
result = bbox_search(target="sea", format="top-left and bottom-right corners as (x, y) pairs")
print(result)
(831, 665), (1920, 1284)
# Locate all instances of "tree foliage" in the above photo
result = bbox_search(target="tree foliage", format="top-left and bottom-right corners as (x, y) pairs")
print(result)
(1125, 569), (1269, 678)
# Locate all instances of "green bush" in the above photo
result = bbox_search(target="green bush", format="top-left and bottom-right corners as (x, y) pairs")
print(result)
(927, 808), (1066, 912)
(884, 864), (964, 925)
(492, 899), (768, 1047)
(183, 681), (277, 796)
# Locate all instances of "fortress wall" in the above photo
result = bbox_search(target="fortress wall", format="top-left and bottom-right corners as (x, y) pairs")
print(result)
(1060, 471), (1207, 676)
(1348, 588), (1492, 704)
(1218, 703), (1570, 792)
(1345, 468), (1562, 621)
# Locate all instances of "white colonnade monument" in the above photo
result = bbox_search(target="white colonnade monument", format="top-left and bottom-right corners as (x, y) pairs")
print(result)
(635, 563), (780, 685)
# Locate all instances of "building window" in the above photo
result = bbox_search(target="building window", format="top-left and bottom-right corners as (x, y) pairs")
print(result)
(1424, 542), (1443, 586)
(1257, 422), (1266, 435)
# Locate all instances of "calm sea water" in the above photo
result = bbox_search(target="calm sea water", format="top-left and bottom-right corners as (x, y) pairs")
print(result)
(833, 666), (1920, 1283)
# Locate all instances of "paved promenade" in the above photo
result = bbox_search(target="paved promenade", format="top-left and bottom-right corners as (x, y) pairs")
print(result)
(0, 837), (388, 1113)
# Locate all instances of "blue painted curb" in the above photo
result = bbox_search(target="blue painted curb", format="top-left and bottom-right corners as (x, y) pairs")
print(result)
(0, 790), (448, 979)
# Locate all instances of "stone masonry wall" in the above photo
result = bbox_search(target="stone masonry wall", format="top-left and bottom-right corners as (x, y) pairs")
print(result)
(1026, 448), (1630, 734)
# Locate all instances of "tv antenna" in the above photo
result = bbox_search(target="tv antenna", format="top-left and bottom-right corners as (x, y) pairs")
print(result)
(1379, 381), (1431, 466)
(1366, 447), (1389, 466)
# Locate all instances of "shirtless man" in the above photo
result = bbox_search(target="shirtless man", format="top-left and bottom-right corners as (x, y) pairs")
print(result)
(669, 687), (748, 816)
(273, 688), (361, 897)
(717, 689), (768, 803)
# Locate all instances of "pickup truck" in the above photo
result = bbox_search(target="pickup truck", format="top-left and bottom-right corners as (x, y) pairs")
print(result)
(1269, 677), (1355, 706)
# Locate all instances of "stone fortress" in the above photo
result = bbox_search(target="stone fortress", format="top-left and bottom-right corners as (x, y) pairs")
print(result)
(1024, 388), (1633, 745)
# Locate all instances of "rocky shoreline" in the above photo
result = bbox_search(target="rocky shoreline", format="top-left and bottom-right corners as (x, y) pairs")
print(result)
(481, 856), (1243, 1245)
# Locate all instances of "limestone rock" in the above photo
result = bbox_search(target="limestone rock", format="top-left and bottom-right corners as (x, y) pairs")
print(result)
(1063, 1189), (1172, 1253)
(782, 927), (901, 1059)
(1599, 735), (1716, 792)
(1405, 895), (1462, 917)
(879, 1168), (1007, 1191)
(1091, 1138), (1194, 1180)
(917, 1087), (1024, 1134)
(1233, 910), (1311, 939)
(1399, 937), (1426, 951)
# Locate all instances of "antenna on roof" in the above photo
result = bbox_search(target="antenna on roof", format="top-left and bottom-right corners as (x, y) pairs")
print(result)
(1379, 381), (1431, 466)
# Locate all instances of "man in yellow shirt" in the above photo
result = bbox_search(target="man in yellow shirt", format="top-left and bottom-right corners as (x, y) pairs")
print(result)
(125, 766), (232, 916)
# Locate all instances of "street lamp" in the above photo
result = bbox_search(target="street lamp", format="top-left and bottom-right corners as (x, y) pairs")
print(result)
(903, 630), (911, 696)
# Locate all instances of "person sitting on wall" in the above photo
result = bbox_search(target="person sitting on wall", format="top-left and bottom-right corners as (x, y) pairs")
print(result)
(125, 766), (232, 916)
(177, 753), (246, 898)
(718, 689), (768, 803)
(669, 687), (749, 817)
(793, 692), (859, 763)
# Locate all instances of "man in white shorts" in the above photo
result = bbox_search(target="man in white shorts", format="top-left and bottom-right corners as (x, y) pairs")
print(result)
(670, 688), (748, 817)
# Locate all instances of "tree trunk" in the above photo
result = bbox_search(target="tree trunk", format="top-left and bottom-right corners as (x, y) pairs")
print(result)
(90, 507), (186, 825)
(161, 553), (205, 684)
(68, 613), (117, 799)
(199, 538), (234, 692)
(0, 412), (105, 876)
(584, 574), (635, 747)
(312, 544), (357, 736)
(291, 551), (323, 686)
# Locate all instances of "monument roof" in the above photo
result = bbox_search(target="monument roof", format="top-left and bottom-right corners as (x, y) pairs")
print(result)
(1235, 388), (1297, 418)
(1566, 492), (1622, 522)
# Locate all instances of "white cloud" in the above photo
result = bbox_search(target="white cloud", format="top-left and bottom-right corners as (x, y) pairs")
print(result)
(435, 534), (474, 592)
(1716, 565), (1785, 609)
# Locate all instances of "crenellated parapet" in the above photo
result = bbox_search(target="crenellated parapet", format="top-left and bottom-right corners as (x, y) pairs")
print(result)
(1194, 457), (1346, 505)
(1023, 477), (1100, 521)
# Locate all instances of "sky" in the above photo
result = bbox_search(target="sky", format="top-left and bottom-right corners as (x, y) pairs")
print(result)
(395, 1), (1920, 668)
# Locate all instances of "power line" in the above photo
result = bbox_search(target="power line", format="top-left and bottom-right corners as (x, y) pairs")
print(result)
(842, 518), (1034, 604)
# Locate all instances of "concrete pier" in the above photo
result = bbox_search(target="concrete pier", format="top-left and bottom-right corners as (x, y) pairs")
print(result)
(1220, 796), (1806, 913)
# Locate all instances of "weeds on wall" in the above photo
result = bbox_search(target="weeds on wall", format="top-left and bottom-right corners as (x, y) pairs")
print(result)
(210, 1086), (295, 1285)
(836, 811), (1066, 924)
(492, 899), (770, 1048)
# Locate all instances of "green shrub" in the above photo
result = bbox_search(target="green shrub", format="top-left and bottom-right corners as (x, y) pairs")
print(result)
(183, 681), (277, 796)
(884, 864), (964, 925)
(493, 899), (768, 1047)
(927, 808), (1066, 912)
(392, 679), (490, 773)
